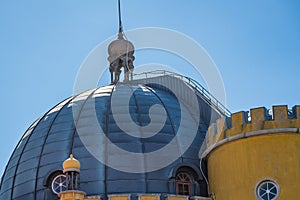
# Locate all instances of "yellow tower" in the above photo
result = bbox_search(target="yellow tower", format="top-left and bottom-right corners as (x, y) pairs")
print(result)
(58, 154), (100, 200)
(59, 154), (86, 200)
(201, 105), (300, 200)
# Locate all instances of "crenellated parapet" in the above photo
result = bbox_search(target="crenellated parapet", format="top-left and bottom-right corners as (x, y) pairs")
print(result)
(204, 105), (300, 152)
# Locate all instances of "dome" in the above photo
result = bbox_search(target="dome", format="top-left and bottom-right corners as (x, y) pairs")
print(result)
(0, 76), (223, 200)
(63, 154), (80, 172)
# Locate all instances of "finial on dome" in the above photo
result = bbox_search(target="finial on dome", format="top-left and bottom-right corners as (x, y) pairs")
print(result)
(108, 0), (135, 84)
(118, 0), (123, 35)
(62, 154), (80, 173)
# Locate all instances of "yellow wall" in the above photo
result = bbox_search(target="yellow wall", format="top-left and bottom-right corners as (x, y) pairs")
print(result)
(166, 196), (188, 200)
(108, 194), (130, 200)
(139, 194), (160, 200)
(207, 133), (300, 200)
(59, 190), (86, 200)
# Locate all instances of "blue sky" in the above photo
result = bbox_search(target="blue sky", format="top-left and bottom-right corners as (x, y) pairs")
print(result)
(0, 0), (299, 175)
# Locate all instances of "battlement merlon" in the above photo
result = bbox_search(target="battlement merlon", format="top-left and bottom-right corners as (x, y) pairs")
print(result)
(205, 105), (300, 148)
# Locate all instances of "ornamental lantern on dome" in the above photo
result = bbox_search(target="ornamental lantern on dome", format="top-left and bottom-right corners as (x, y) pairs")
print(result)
(59, 154), (86, 200)
(107, 0), (135, 84)
(62, 154), (81, 190)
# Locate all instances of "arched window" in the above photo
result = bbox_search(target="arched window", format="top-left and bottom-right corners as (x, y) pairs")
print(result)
(43, 170), (65, 200)
(176, 172), (193, 196)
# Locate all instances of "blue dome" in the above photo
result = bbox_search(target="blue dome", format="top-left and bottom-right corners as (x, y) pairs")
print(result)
(0, 76), (225, 200)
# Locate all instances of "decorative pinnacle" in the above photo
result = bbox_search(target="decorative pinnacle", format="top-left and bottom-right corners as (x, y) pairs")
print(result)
(118, 0), (123, 34)
(63, 154), (81, 172)
(108, 0), (135, 84)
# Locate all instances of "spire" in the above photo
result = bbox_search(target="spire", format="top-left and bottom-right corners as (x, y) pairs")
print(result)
(118, 0), (123, 35)
(108, 0), (135, 84)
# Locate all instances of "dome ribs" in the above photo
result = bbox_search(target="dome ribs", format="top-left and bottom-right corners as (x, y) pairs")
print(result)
(33, 96), (79, 199)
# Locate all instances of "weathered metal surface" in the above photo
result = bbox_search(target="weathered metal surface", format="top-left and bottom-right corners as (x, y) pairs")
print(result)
(0, 76), (222, 199)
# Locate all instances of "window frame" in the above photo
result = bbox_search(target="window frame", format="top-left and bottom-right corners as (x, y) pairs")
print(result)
(255, 179), (280, 200)
(176, 172), (193, 196)
(51, 174), (67, 194)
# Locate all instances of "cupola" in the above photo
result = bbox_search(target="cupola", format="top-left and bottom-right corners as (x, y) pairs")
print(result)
(63, 154), (81, 173)
(107, 0), (135, 83)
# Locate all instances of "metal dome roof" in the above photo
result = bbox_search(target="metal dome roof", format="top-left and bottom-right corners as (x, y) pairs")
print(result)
(0, 75), (223, 200)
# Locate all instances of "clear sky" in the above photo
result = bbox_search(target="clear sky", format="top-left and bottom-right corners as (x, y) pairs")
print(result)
(0, 0), (299, 176)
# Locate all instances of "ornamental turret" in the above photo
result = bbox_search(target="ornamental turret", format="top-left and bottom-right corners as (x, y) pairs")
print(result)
(59, 154), (86, 200)
(107, 0), (135, 84)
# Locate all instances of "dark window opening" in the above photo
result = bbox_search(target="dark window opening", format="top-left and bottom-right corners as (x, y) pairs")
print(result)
(44, 170), (64, 200)
(176, 172), (193, 196)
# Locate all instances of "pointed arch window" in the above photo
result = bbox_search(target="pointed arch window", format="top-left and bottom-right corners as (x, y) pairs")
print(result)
(176, 172), (193, 196)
